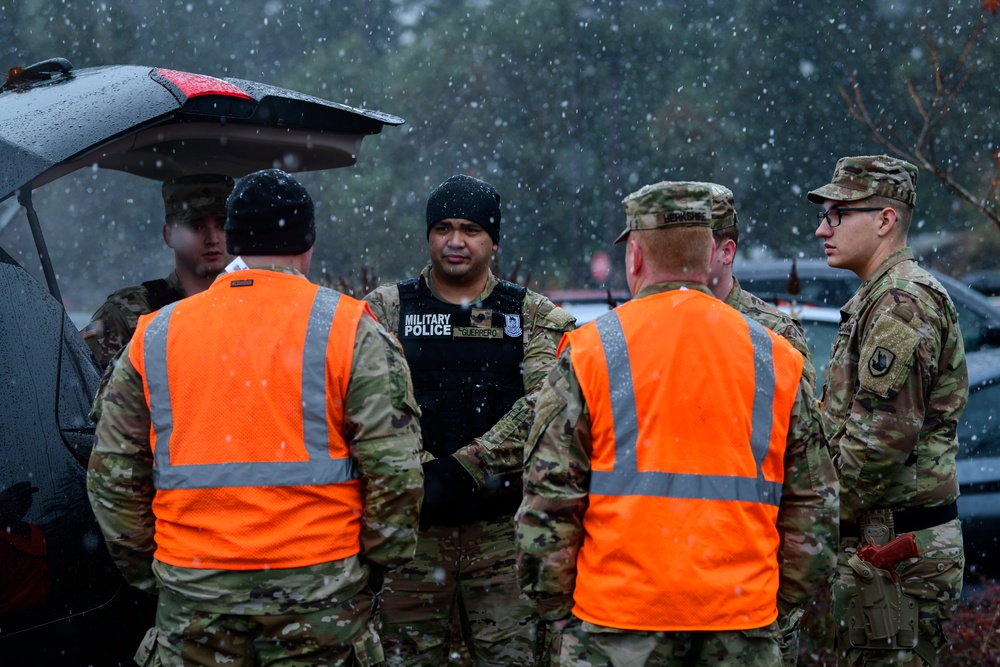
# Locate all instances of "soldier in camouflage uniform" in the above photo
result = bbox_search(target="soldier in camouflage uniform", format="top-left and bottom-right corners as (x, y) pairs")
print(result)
(809, 156), (966, 667)
(364, 174), (574, 666)
(705, 182), (836, 665)
(87, 169), (423, 667)
(706, 182), (818, 392)
(81, 173), (234, 369)
(515, 181), (839, 667)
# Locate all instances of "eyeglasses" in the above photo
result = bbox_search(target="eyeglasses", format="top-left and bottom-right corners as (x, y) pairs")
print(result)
(816, 207), (884, 228)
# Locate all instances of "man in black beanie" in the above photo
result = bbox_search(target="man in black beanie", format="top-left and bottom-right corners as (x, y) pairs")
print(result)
(88, 168), (424, 667)
(365, 174), (575, 666)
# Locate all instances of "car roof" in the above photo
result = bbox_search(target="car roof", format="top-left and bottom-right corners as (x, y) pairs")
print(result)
(967, 346), (1000, 389)
(1, 58), (404, 302)
(780, 304), (842, 323)
(0, 59), (404, 203)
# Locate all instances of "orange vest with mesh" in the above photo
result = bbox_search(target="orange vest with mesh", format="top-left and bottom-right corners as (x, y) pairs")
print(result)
(130, 270), (368, 570)
(563, 289), (803, 631)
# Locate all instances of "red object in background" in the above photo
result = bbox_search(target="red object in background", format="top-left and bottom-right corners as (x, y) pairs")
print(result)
(590, 251), (612, 284)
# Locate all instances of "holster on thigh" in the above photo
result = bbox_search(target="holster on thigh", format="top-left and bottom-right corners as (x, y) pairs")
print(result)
(843, 554), (918, 651)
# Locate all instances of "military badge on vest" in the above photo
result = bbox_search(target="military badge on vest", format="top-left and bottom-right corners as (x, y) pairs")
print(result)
(504, 314), (522, 338)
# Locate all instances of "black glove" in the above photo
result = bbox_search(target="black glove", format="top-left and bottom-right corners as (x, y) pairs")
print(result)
(420, 457), (477, 528)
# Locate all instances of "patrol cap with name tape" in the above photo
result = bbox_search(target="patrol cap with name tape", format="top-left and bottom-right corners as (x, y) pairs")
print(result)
(162, 174), (234, 226)
(615, 181), (713, 244)
(706, 182), (738, 231)
(807, 155), (918, 206)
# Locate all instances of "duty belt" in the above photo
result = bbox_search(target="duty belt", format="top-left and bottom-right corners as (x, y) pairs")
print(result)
(841, 501), (958, 539)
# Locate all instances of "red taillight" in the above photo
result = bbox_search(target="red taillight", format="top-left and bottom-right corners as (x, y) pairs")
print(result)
(154, 68), (252, 101)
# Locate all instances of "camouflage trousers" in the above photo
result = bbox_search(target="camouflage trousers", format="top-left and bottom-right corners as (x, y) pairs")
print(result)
(139, 585), (383, 666)
(378, 514), (543, 666)
(831, 519), (965, 667)
(551, 616), (783, 666)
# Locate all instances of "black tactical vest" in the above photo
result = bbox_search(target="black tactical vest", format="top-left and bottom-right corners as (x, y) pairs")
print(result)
(397, 277), (527, 463)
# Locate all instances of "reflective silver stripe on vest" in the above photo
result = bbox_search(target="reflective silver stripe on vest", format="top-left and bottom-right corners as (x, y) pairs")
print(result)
(588, 310), (782, 506)
(145, 287), (359, 490)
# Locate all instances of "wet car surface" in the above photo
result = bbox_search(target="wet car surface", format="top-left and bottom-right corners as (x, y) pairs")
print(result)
(1, 58), (402, 663)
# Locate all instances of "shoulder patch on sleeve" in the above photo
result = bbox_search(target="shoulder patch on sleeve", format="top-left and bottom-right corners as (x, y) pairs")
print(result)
(859, 314), (921, 398)
(530, 296), (576, 332)
(542, 305), (576, 331)
(80, 320), (102, 340)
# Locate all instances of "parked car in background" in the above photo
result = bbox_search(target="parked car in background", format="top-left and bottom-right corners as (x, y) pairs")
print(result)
(1, 58), (402, 664)
(737, 258), (1000, 353)
(956, 346), (1000, 576)
(546, 288), (631, 325)
(736, 259), (1000, 576)
(963, 269), (1000, 308)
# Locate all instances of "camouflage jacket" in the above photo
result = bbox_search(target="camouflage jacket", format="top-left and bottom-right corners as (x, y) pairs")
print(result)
(515, 281), (839, 623)
(81, 270), (186, 369)
(364, 266), (575, 488)
(820, 248), (967, 525)
(86, 267), (424, 610)
(726, 275), (818, 392)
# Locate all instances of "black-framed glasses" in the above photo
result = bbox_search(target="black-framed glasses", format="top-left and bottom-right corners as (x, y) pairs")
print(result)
(816, 207), (884, 227)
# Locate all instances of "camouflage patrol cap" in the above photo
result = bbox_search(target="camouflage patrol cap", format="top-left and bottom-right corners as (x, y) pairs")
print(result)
(706, 182), (739, 231)
(614, 181), (713, 244)
(162, 174), (235, 226)
(807, 155), (918, 206)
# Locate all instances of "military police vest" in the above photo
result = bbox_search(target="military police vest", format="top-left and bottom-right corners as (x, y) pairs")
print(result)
(397, 277), (526, 461)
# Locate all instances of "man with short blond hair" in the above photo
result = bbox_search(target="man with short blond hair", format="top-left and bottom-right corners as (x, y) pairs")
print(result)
(516, 181), (837, 666)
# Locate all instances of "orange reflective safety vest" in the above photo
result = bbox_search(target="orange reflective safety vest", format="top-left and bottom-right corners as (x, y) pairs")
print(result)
(130, 269), (369, 570)
(562, 288), (804, 631)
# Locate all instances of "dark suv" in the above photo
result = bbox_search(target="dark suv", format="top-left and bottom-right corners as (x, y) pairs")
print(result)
(1, 58), (402, 664)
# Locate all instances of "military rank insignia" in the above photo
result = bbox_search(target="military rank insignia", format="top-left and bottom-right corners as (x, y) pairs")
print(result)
(470, 308), (492, 327)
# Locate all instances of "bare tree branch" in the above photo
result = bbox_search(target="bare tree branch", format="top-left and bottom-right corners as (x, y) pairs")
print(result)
(840, 13), (999, 229)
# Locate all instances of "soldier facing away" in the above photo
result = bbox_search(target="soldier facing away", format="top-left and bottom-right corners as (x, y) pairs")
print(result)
(810, 155), (966, 666)
(705, 181), (838, 665)
(515, 181), (838, 667)
(87, 168), (424, 666)
(364, 174), (575, 666)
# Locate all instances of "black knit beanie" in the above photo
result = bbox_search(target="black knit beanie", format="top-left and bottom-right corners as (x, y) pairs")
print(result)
(425, 174), (502, 245)
(225, 169), (315, 256)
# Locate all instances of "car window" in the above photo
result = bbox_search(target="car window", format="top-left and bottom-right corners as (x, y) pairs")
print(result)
(798, 317), (840, 392)
(958, 382), (1000, 459)
(953, 299), (988, 353)
(737, 274), (859, 309)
